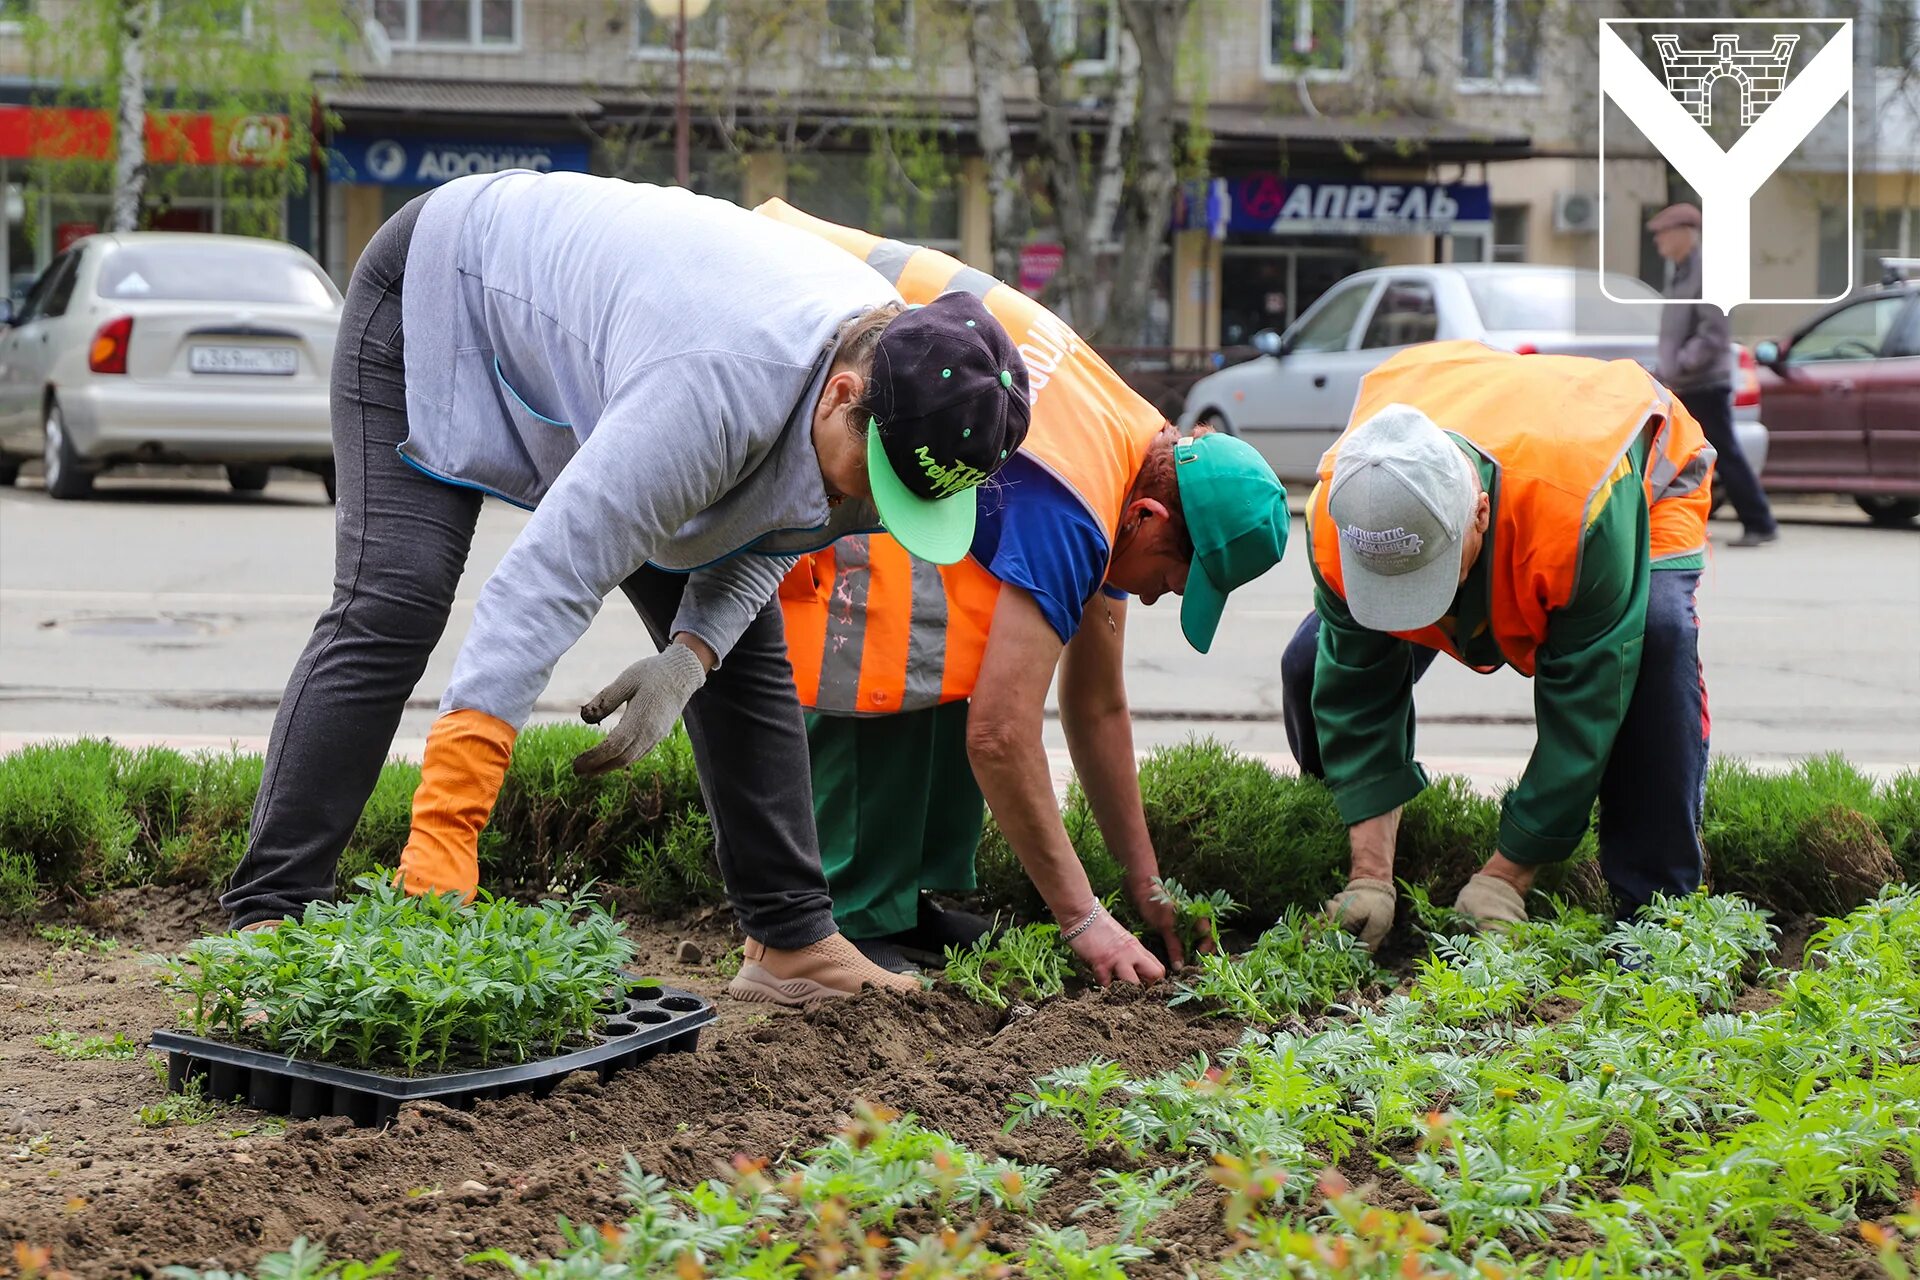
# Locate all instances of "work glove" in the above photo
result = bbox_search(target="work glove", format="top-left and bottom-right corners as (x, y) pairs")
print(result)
(1453, 872), (1529, 932)
(571, 642), (707, 777)
(1324, 877), (1396, 950)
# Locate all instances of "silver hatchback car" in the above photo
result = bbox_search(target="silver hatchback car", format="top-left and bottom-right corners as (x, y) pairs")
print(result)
(1179, 263), (1767, 488)
(0, 232), (341, 500)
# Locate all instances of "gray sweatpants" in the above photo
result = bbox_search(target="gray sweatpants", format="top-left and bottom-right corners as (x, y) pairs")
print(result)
(221, 198), (838, 949)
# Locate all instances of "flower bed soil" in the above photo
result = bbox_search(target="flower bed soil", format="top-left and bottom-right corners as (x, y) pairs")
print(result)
(0, 887), (1890, 1280)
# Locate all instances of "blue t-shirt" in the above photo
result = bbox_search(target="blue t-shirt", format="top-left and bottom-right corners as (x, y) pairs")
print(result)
(969, 454), (1124, 644)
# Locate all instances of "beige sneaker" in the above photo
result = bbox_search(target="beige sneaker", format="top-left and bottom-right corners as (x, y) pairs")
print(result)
(727, 932), (920, 1005)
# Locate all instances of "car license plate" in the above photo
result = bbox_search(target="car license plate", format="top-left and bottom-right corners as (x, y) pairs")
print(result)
(190, 345), (296, 376)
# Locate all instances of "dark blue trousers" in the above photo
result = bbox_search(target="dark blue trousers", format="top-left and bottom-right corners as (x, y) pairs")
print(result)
(1280, 569), (1708, 912)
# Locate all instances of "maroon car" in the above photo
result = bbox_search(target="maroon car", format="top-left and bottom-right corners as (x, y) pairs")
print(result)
(1754, 270), (1920, 527)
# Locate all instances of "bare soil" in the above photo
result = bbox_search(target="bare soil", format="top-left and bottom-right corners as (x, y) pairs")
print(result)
(0, 889), (1891, 1278)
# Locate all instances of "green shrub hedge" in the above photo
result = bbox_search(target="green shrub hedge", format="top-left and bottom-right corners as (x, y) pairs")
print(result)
(0, 733), (1913, 926)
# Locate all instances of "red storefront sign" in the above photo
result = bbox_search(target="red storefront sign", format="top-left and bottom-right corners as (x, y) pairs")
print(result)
(0, 106), (289, 166)
(1018, 243), (1065, 297)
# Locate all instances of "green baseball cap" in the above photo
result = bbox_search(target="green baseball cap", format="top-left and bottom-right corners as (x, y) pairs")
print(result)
(1173, 434), (1290, 654)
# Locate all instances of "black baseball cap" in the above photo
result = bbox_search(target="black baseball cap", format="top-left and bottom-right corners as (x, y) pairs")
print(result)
(863, 292), (1030, 564)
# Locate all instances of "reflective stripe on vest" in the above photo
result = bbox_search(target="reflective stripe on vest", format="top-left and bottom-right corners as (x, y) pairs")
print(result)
(1308, 340), (1712, 677)
(758, 199), (1165, 714)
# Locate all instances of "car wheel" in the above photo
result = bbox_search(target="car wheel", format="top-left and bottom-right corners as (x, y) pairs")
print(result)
(226, 464), (271, 493)
(1854, 495), (1920, 528)
(0, 455), (19, 488)
(42, 400), (94, 500)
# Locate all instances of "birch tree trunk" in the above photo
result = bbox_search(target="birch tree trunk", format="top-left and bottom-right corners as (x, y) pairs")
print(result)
(109, 0), (148, 234)
(967, 0), (1022, 284)
(1013, 0), (1097, 327)
(1105, 0), (1190, 345)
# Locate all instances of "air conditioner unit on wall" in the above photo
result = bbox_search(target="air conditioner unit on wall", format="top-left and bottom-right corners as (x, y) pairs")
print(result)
(1554, 191), (1600, 235)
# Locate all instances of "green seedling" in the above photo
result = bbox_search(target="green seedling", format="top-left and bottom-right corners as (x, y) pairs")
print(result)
(943, 921), (1072, 1009)
(37, 1030), (141, 1060)
(1022, 1225), (1151, 1280)
(157, 1238), (401, 1280)
(158, 873), (637, 1074)
(1153, 876), (1242, 957)
(35, 924), (118, 954)
(1071, 1164), (1195, 1246)
(138, 1077), (221, 1129)
(1172, 908), (1384, 1023)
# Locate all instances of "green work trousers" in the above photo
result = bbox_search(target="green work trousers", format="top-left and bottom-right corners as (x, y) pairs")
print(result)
(806, 701), (986, 939)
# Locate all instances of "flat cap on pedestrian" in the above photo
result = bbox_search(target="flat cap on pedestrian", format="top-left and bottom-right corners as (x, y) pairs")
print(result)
(1645, 202), (1701, 233)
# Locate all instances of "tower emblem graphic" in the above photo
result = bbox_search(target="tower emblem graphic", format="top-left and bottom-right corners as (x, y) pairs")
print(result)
(1599, 20), (1854, 312)
(1651, 33), (1801, 129)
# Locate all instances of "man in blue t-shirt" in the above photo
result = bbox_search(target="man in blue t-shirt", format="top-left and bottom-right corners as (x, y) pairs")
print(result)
(797, 426), (1289, 982)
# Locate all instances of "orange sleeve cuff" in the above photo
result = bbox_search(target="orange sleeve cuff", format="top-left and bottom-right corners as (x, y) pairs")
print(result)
(396, 709), (517, 902)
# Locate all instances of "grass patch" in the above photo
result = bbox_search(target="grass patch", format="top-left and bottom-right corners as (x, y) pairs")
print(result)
(38, 1030), (142, 1060)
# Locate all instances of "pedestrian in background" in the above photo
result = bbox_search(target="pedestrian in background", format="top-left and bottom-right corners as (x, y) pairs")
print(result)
(1650, 202), (1778, 548)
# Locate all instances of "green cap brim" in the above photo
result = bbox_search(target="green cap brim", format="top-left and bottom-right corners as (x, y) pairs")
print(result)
(1180, 557), (1229, 654)
(866, 421), (978, 565)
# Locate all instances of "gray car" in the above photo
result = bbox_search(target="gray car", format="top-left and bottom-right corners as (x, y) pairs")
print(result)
(0, 232), (341, 500)
(1178, 263), (1767, 487)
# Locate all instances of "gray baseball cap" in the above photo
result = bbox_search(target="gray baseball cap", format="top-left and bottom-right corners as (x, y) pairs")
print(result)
(1326, 404), (1480, 632)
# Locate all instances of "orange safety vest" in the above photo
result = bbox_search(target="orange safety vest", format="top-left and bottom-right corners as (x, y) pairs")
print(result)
(1308, 340), (1713, 678)
(756, 200), (1167, 715)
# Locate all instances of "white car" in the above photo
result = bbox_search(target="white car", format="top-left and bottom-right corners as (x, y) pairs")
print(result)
(0, 232), (341, 500)
(1179, 263), (1768, 487)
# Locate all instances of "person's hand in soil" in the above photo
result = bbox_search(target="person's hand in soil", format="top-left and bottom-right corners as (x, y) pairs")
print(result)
(1069, 909), (1166, 987)
(1126, 872), (1186, 970)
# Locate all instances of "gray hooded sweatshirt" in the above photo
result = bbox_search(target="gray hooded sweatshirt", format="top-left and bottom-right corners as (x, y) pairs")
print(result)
(399, 171), (893, 728)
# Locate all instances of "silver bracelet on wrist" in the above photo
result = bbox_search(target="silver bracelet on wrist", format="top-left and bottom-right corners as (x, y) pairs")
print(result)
(1061, 904), (1103, 943)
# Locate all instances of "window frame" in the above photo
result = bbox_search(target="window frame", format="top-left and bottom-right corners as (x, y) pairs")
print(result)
(1491, 204), (1529, 264)
(380, 0), (522, 52)
(1261, 0), (1355, 82)
(633, 0), (726, 62)
(1785, 295), (1909, 365)
(1286, 277), (1380, 352)
(1877, 0), (1916, 71)
(1456, 0), (1541, 95)
(1060, 0), (1118, 74)
(820, 0), (914, 70)
(1357, 277), (1441, 351)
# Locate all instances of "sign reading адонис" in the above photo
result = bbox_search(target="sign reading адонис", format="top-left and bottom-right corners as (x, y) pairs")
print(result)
(328, 135), (592, 187)
(1175, 176), (1492, 236)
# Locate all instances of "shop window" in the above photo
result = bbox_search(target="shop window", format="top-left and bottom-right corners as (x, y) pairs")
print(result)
(376, 0), (518, 49)
(1360, 280), (1438, 349)
(1492, 204), (1528, 263)
(824, 0), (912, 67)
(1818, 204), (1917, 294)
(634, 2), (725, 60)
(1879, 0), (1915, 71)
(1460, 0), (1540, 88)
(1264, 0), (1350, 77)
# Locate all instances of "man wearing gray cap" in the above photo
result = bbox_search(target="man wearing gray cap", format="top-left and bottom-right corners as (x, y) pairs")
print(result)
(1281, 340), (1717, 945)
(1650, 201), (1777, 547)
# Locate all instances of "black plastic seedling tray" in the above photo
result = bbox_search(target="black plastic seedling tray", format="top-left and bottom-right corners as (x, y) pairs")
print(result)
(150, 978), (715, 1128)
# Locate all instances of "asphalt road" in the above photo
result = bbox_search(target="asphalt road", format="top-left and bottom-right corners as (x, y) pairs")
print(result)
(3, 469), (1918, 783)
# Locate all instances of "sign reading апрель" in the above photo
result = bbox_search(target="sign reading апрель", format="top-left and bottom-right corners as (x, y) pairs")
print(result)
(329, 135), (592, 187)
(1176, 177), (1492, 237)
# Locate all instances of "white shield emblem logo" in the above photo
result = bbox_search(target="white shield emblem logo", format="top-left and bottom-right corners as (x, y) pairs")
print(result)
(1598, 20), (1854, 312)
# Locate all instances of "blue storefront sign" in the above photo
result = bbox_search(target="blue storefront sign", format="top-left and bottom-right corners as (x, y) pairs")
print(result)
(329, 134), (591, 186)
(1175, 175), (1492, 237)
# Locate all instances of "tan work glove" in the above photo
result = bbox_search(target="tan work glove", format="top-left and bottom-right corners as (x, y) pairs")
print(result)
(1453, 873), (1529, 932)
(571, 642), (707, 777)
(1324, 877), (1396, 950)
